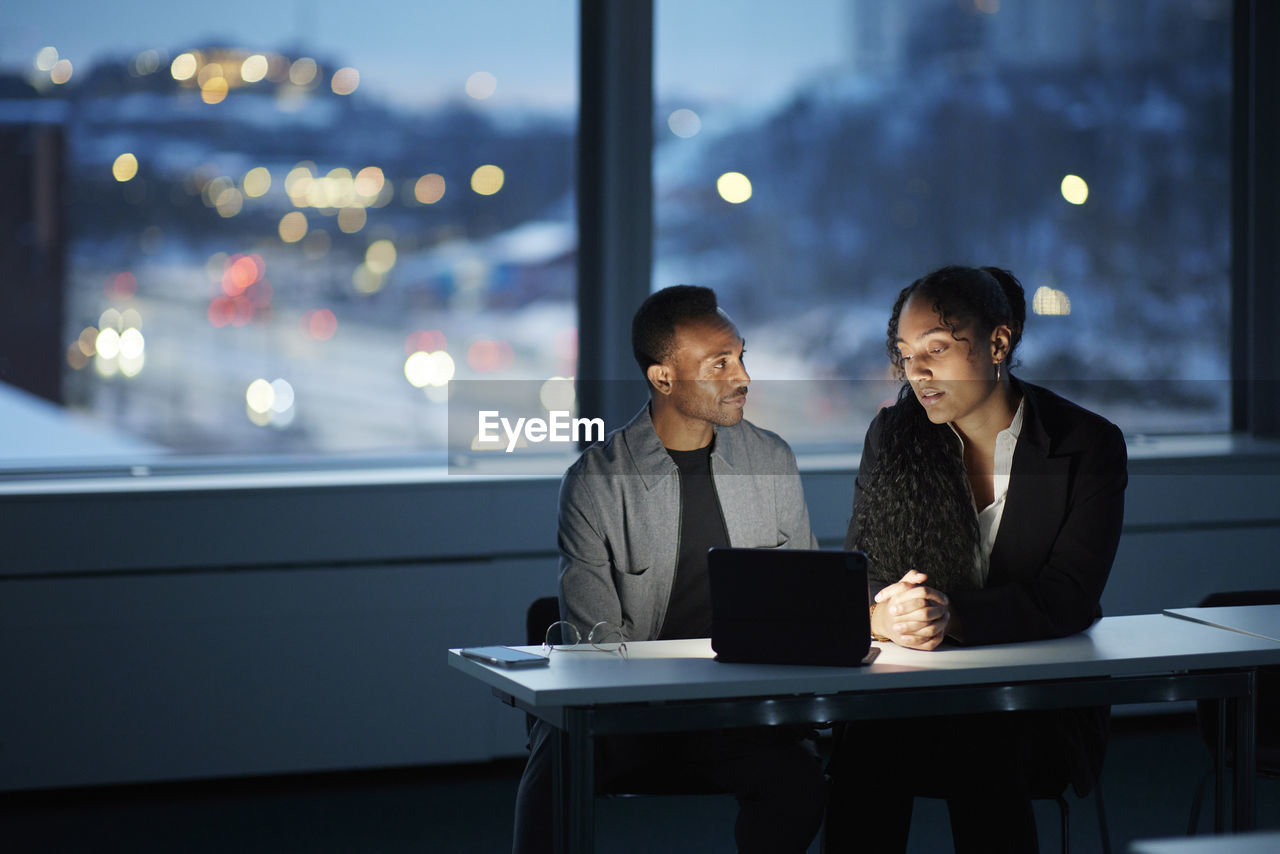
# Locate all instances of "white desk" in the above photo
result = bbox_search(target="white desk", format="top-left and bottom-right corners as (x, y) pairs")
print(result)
(1129, 830), (1280, 854)
(448, 614), (1280, 854)
(1163, 604), (1280, 643)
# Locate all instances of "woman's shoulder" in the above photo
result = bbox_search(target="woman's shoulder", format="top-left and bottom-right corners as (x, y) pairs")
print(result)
(860, 388), (953, 466)
(871, 389), (925, 426)
(860, 390), (913, 445)
(1021, 380), (1125, 452)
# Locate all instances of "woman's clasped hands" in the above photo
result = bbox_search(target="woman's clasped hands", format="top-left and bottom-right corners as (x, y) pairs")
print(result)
(872, 569), (952, 651)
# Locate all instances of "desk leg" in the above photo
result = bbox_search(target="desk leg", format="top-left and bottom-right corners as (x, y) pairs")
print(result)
(1214, 697), (1226, 834)
(565, 707), (595, 854)
(1232, 670), (1257, 832)
(552, 726), (567, 853)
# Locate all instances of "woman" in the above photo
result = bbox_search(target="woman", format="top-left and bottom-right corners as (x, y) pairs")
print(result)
(823, 265), (1127, 854)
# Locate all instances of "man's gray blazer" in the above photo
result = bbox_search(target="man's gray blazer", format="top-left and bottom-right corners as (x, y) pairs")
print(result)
(557, 403), (819, 641)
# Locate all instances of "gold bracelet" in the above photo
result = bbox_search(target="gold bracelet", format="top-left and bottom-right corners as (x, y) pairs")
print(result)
(869, 604), (891, 643)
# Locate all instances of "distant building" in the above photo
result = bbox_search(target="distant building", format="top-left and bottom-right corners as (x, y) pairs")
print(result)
(845, 0), (1226, 77)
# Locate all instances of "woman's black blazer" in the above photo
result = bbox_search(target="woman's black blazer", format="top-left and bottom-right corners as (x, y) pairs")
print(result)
(846, 377), (1128, 792)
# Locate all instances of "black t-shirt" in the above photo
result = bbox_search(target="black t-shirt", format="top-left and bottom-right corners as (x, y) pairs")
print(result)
(658, 442), (730, 640)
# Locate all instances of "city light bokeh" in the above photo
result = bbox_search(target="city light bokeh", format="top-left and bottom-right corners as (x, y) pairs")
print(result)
(0, 0), (1234, 465)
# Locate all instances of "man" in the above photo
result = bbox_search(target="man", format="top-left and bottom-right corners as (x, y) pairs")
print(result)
(512, 285), (825, 854)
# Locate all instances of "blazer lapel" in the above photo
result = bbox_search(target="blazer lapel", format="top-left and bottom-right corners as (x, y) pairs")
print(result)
(987, 385), (1070, 587)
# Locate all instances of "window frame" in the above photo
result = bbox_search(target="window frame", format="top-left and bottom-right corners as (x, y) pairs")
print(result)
(1, 0), (1277, 582)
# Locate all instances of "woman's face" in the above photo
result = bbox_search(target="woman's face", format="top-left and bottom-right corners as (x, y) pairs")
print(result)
(894, 295), (1003, 429)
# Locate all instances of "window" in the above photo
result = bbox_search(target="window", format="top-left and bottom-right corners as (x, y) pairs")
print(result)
(654, 0), (1232, 446)
(0, 1), (576, 469)
(0, 1), (1252, 480)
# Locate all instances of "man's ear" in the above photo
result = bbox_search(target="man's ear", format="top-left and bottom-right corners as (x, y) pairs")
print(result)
(646, 363), (672, 395)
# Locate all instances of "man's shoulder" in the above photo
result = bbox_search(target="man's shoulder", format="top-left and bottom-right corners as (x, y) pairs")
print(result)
(724, 416), (794, 454)
(716, 417), (803, 477)
(563, 429), (628, 479)
(562, 405), (653, 481)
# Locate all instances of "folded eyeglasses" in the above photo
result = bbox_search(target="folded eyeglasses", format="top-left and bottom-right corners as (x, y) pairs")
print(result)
(543, 620), (629, 660)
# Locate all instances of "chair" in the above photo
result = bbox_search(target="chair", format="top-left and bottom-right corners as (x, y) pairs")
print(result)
(910, 752), (1110, 854)
(524, 596), (730, 797)
(1030, 777), (1112, 854)
(909, 768), (1109, 854)
(527, 595), (561, 649)
(1185, 589), (1280, 834)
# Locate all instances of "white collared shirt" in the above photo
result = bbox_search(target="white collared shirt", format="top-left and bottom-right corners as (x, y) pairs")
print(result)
(950, 397), (1025, 587)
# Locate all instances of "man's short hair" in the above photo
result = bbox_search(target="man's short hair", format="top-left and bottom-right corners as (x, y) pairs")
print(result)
(631, 285), (721, 375)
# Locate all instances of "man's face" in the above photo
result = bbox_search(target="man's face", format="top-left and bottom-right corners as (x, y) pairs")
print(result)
(665, 316), (750, 427)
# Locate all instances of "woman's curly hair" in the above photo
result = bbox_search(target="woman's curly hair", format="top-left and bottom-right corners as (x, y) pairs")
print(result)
(849, 386), (981, 595)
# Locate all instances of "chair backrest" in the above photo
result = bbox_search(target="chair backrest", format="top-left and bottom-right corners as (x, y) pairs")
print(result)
(527, 596), (561, 647)
(1194, 590), (1280, 762)
(1198, 590), (1280, 609)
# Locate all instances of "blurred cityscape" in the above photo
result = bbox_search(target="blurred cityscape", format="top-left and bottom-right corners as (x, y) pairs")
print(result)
(654, 0), (1232, 444)
(3, 36), (577, 462)
(0, 0), (1233, 467)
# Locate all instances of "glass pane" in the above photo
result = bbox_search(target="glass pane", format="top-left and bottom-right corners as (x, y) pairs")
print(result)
(0, 1), (577, 470)
(655, 0), (1232, 448)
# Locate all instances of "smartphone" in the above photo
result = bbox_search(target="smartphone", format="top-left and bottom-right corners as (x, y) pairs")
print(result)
(460, 645), (550, 668)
